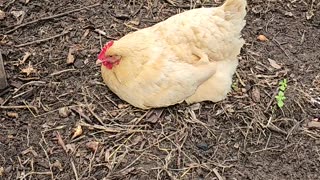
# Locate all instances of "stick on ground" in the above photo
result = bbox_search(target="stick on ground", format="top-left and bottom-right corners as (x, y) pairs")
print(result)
(0, 51), (8, 90)
(14, 30), (71, 48)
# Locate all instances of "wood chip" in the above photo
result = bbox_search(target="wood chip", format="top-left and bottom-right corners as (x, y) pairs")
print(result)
(0, 51), (8, 89)
(117, 104), (129, 109)
(146, 109), (164, 123)
(0, 10), (5, 20)
(257, 34), (268, 41)
(67, 47), (76, 65)
(268, 58), (281, 69)
(307, 119), (320, 129)
(94, 29), (106, 36)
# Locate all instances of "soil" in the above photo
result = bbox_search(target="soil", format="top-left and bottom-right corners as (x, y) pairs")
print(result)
(0, 0), (320, 179)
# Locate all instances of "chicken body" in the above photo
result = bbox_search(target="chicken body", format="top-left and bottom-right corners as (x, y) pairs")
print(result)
(98, 0), (247, 109)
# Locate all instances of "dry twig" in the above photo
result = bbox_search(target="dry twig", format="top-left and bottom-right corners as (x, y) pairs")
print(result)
(14, 30), (71, 47)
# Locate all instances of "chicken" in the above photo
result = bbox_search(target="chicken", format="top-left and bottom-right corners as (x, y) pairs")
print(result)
(96, 0), (247, 109)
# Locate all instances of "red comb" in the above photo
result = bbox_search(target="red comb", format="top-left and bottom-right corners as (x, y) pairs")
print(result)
(98, 41), (114, 60)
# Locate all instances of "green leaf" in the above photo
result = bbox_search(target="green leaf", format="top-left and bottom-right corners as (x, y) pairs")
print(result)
(279, 86), (286, 91)
(275, 94), (286, 101)
(232, 83), (238, 91)
(275, 79), (287, 108)
(278, 91), (285, 96)
(279, 79), (288, 90)
(277, 100), (284, 108)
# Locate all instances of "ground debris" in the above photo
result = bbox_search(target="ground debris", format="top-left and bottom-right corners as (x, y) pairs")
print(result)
(307, 118), (320, 129)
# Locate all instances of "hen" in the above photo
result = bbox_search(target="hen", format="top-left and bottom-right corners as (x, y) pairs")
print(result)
(96, 0), (247, 109)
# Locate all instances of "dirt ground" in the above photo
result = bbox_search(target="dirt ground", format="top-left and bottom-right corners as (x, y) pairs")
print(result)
(0, 0), (319, 179)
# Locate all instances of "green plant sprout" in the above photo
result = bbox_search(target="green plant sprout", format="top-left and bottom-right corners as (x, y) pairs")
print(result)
(279, 79), (287, 91)
(232, 82), (239, 91)
(275, 79), (287, 108)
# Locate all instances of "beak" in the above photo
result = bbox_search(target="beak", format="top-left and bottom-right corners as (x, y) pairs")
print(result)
(96, 59), (102, 65)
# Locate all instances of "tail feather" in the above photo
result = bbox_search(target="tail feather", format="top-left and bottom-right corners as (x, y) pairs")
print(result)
(222, 0), (247, 21)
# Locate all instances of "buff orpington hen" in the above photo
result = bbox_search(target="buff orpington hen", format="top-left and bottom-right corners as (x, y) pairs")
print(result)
(96, 0), (247, 109)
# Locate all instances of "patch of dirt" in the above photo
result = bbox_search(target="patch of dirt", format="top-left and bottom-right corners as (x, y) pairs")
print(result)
(0, 0), (319, 179)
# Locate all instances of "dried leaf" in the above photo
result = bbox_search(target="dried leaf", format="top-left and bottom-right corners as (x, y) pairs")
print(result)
(86, 141), (99, 152)
(21, 62), (36, 76)
(0, 10), (5, 20)
(251, 86), (261, 102)
(71, 125), (83, 139)
(7, 112), (18, 118)
(268, 58), (281, 69)
(257, 34), (268, 41)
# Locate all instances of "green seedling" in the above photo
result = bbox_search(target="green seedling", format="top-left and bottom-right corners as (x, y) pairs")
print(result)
(279, 78), (287, 91)
(232, 82), (239, 91)
(275, 79), (287, 108)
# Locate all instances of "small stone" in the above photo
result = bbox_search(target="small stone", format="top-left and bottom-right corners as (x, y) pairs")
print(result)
(234, 142), (240, 149)
(196, 142), (209, 151)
